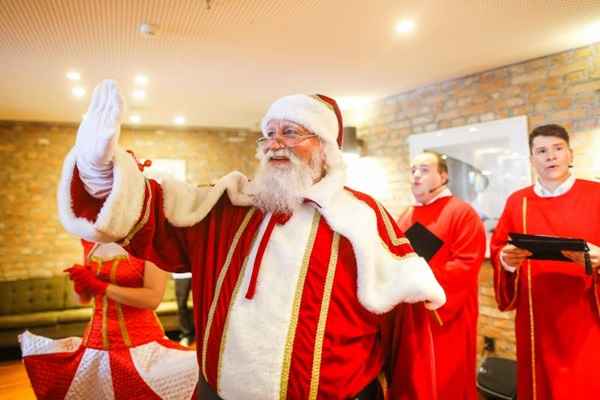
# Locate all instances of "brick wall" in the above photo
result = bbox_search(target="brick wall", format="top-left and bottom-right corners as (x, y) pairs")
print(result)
(0, 122), (259, 281)
(350, 43), (600, 359)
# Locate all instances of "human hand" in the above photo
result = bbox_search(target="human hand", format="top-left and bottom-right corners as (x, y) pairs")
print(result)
(75, 80), (125, 167)
(64, 265), (108, 296)
(562, 242), (600, 273)
(500, 244), (532, 271)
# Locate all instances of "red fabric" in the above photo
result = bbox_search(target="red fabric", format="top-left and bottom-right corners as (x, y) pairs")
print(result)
(65, 265), (109, 296)
(23, 346), (85, 400)
(398, 196), (485, 400)
(70, 170), (436, 397)
(109, 350), (162, 400)
(381, 303), (437, 400)
(490, 180), (600, 400)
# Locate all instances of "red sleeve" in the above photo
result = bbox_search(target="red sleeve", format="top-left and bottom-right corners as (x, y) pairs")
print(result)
(490, 195), (520, 311)
(382, 303), (437, 400)
(435, 205), (485, 323)
(70, 167), (192, 273)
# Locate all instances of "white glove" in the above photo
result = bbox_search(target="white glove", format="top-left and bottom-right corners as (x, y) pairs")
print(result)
(75, 80), (125, 198)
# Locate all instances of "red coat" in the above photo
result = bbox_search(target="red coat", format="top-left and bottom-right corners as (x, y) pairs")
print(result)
(399, 195), (485, 400)
(490, 179), (600, 400)
(59, 148), (447, 399)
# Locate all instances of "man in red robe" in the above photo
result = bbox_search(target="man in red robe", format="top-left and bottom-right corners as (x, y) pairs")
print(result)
(398, 151), (486, 400)
(491, 124), (600, 400)
(57, 80), (446, 399)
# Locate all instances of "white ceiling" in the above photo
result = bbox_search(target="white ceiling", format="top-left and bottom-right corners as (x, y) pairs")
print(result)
(1, 0), (600, 129)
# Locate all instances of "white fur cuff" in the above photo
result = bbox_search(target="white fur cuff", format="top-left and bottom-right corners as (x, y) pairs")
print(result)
(58, 147), (146, 243)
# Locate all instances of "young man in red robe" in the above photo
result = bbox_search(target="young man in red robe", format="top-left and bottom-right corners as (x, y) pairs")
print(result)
(398, 151), (486, 400)
(491, 124), (600, 400)
(57, 80), (447, 399)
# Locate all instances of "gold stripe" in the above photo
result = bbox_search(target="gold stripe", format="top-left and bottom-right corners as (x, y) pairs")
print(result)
(111, 258), (132, 347)
(523, 197), (537, 399)
(92, 258), (110, 350)
(309, 233), (340, 400)
(201, 208), (256, 381)
(121, 179), (153, 247)
(377, 372), (389, 400)
(279, 211), (321, 399)
(101, 295), (109, 349)
(376, 201), (411, 247)
(432, 310), (444, 326)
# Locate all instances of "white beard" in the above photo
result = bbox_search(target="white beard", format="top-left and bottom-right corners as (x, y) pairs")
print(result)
(249, 148), (322, 214)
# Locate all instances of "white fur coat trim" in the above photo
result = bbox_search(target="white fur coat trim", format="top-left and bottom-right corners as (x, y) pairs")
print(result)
(57, 147), (146, 243)
(159, 171), (252, 227)
(158, 165), (445, 314)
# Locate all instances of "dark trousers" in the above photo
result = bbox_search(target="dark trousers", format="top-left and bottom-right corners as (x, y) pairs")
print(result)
(174, 277), (194, 338)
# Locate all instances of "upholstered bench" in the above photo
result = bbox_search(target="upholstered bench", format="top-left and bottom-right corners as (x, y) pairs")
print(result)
(0, 275), (188, 348)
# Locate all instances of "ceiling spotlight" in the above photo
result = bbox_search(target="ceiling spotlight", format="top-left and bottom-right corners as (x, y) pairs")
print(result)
(66, 71), (80, 81)
(72, 86), (86, 98)
(129, 115), (141, 124)
(395, 19), (415, 34)
(469, 127), (478, 132)
(139, 22), (159, 37)
(582, 22), (600, 43)
(134, 74), (148, 85)
(131, 89), (146, 100)
(174, 115), (186, 125)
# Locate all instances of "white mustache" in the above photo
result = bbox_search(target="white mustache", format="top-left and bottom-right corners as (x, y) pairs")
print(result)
(263, 148), (300, 164)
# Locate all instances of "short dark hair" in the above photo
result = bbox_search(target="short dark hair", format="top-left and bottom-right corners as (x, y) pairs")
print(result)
(422, 151), (448, 175)
(528, 124), (570, 153)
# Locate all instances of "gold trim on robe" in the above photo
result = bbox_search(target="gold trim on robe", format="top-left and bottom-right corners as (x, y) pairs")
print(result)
(279, 212), (321, 400)
(201, 208), (256, 381)
(309, 233), (340, 399)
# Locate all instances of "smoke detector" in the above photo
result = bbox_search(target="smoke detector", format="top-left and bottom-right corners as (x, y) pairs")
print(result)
(139, 22), (159, 37)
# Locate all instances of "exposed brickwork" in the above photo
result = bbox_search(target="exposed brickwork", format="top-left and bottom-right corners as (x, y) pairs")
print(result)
(0, 122), (259, 281)
(352, 43), (600, 359)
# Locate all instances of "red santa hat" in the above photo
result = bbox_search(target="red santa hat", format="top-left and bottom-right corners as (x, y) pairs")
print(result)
(261, 94), (344, 148)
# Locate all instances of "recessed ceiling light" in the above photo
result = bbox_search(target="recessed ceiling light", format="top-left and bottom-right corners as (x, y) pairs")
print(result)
(129, 115), (141, 124)
(66, 71), (80, 81)
(132, 89), (146, 100)
(135, 74), (148, 85)
(395, 19), (415, 34)
(582, 22), (600, 43)
(469, 127), (478, 132)
(174, 115), (186, 125)
(71, 86), (86, 98)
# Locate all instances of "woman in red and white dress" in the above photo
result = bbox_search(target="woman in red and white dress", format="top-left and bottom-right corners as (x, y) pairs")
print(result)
(19, 240), (198, 400)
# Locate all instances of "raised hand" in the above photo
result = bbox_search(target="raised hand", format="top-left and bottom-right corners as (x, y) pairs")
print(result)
(75, 80), (125, 167)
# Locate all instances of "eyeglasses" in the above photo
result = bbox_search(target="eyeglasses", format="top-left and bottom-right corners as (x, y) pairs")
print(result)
(256, 129), (318, 148)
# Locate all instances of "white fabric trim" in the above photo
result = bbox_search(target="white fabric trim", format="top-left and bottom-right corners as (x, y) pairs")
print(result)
(533, 174), (575, 197)
(318, 190), (446, 313)
(130, 341), (198, 400)
(219, 208), (315, 400)
(19, 330), (82, 357)
(65, 348), (115, 400)
(260, 94), (339, 146)
(499, 251), (517, 273)
(57, 147), (146, 243)
(160, 171), (252, 227)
